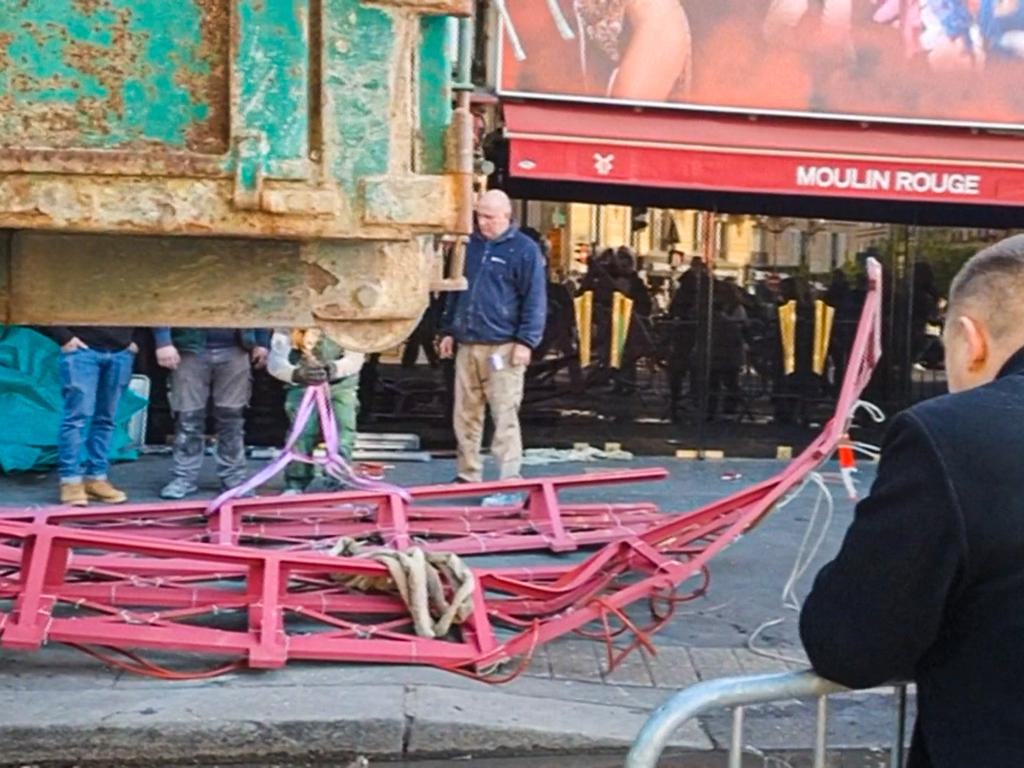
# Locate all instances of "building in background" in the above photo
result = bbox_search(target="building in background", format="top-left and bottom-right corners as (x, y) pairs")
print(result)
(514, 200), (871, 284)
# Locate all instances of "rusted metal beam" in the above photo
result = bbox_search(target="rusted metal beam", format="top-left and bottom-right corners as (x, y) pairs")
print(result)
(8, 232), (310, 329)
(0, 175), (467, 240)
(6, 232), (433, 350)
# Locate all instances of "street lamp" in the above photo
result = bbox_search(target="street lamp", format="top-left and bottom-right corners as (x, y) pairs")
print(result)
(755, 215), (793, 272)
(799, 219), (829, 273)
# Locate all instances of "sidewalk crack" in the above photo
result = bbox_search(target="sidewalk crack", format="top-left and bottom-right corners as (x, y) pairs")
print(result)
(401, 684), (414, 755)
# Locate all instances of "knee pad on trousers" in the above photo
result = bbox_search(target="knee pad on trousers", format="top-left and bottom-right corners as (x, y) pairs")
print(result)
(174, 409), (206, 456)
(213, 406), (245, 422)
(214, 407), (246, 449)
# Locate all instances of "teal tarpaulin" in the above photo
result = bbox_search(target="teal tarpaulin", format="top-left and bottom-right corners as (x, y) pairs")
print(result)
(0, 327), (148, 473)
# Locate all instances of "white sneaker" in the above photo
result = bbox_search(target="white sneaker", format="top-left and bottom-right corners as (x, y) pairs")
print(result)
(160, 478), (198, 500)
(482, 492), (526, 508)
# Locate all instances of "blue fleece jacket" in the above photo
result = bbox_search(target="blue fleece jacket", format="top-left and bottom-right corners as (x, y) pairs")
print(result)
(440, 225), (546, 348)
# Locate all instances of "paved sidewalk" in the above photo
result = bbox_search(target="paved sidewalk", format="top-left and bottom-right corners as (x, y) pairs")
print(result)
(1, 639), (908, 765)
(0, 455), (904, 765)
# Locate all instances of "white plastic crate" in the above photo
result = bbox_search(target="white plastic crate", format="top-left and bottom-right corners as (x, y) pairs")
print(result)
(126, 374), (151, 449)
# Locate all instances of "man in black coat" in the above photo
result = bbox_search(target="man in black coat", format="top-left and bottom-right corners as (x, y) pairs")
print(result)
(800, 235), (1024, 767)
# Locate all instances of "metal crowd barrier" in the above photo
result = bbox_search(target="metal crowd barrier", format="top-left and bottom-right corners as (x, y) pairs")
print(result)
(625, 669), (908, 768)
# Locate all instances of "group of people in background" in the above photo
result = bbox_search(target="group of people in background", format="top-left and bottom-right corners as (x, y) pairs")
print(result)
(560, 249), (856, 422)
(540, 244), (946, 426)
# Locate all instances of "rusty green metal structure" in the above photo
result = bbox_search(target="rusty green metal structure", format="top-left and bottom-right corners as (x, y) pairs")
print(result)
(0, 0), (474, 350)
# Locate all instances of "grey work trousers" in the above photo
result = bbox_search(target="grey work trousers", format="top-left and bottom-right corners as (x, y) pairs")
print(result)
(168, 347), (252, 487)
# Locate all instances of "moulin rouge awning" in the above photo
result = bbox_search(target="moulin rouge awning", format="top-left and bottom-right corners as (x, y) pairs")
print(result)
(504, 102), (1024, 207)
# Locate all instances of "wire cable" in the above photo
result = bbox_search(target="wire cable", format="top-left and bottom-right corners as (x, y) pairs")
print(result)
(746, 472), (835, 666)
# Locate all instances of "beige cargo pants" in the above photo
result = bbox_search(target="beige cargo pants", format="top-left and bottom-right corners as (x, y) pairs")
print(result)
(453, 342), (526, 482)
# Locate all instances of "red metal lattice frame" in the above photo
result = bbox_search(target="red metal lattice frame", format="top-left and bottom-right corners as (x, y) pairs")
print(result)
(0, 260), (883, 676)
(0, 468), (668, 555)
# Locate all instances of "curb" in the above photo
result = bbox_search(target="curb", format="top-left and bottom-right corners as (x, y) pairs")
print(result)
(0, 681), (907, 767)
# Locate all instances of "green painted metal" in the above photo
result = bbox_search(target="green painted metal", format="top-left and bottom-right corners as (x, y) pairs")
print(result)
(232, 0), (310, 185)
(324, 0), (394, 193)
(0, 0), (227, 153)
(418, 16), (454, 175)
(0, 0), (461, 185)
(0, 0), (473, 350)
(0, 0), (466, 226)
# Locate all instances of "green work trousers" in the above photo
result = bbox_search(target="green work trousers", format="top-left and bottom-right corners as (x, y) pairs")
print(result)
(283, 378), (359, 491)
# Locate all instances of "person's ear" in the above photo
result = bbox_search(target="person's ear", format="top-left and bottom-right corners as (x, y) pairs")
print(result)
(957, 315), (989, 372)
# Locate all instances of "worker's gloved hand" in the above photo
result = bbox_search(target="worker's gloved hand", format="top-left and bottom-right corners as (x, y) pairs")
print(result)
(292, 360), (329, 386)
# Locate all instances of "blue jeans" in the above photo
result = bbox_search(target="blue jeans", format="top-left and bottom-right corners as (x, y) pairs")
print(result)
(57, 347), (135, 482)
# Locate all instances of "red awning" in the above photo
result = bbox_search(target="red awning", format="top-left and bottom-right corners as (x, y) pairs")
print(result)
(504, 103), (1024, 207)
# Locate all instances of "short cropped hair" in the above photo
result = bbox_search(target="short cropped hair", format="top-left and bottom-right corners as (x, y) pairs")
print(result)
(949, 234), (1024, 340)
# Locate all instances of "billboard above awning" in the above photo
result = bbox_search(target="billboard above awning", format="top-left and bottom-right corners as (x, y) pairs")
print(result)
(504, 102), (1024, 206)
(497, 0), (1024, 130)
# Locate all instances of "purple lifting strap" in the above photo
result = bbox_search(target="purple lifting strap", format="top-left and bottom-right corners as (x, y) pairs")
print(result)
(205, 384), (411, 515)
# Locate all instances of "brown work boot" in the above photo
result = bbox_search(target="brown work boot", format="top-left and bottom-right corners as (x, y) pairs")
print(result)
(84, 478), (127, 504)
(59, 482), (88, 507)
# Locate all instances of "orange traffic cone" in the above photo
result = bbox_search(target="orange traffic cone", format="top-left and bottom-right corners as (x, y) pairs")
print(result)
(838, 439), (858, 500)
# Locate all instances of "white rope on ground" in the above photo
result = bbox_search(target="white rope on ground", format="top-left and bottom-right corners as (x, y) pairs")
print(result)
(746, 472), (836, 666)
(848, 398), (887, 459)
(329, 538), (476, 640)
(520, 445), (634, 466)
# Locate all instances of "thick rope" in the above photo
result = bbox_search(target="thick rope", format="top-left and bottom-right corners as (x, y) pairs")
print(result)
(329, 538), (476, 639)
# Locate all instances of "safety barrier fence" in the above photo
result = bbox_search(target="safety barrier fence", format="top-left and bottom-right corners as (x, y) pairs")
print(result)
(626, 669), (908, 768)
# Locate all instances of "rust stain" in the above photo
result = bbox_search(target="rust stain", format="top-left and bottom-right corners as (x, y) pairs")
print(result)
(308, 0), (323, 162)
(71, 0), (108, 14)
(57, 9), (141, 124)
(182, 0), (230, 154)
(3, 4), (230, 152)
(0, 33), (13, 72)
(104, 8), (137, 119)
(305, 262), (341, 294)
(0, 171), (430, 241)
(0, 146), (226, 176)
(64, 41), (108, 79)
(19, 20), (47, 50)
(4, 96), (112, 148)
